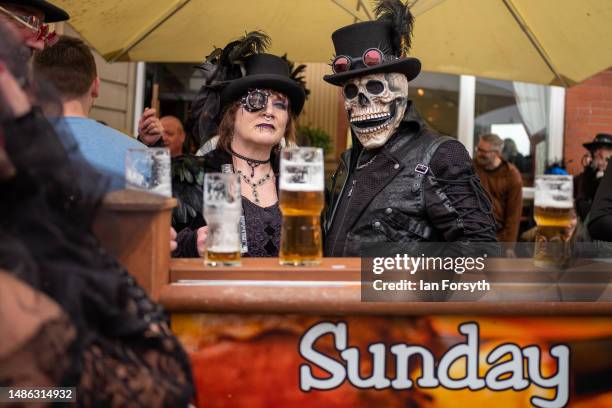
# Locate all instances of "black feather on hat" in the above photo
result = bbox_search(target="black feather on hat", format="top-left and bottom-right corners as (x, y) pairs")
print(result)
(324, 0), (421, 86)
(187, 31), (306, 147)
(187, 31), (271, 146)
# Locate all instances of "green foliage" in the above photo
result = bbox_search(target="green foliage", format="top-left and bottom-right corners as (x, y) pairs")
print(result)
(297, 125), (332, 154)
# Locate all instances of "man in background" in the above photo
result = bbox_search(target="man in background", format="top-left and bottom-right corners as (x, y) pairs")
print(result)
(33, 35), (150, 190)
(575, 133), (612, 222)
(160, 115), (186, 157)
(474, 133), (523, 244)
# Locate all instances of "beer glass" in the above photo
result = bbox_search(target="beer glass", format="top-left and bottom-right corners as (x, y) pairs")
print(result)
(203, 173), (242, 266)
(279, 147), (325, 266)
(125, 148), (172, 197)
(533, 175), (574, 268)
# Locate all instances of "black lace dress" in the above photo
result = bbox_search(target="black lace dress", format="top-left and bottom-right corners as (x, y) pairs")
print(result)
(242, 197), (282, 257)
(0, 109), (193, 407)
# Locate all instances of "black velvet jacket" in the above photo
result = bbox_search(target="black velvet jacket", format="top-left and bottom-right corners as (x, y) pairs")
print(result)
(324, 102), (498, 257)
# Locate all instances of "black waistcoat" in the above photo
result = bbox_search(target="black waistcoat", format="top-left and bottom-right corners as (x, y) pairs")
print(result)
(324, 103), (453, 256)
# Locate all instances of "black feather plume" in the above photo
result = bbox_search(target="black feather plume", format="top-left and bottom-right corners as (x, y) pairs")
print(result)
(188, 31), (271, 146)
(281, 54), (311, 100)
(226, 31), (271, 65)
(374, 0), (415, 56)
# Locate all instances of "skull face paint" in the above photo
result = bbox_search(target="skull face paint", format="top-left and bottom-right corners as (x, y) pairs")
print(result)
(343, 73), (408, 149)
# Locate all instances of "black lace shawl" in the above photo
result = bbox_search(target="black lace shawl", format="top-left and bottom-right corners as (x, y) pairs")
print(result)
(0, 109), (193, 406)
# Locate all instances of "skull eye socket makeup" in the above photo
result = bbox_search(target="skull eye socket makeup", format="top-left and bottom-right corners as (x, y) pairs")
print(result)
(365, 80), (384, 95)
(343, 83), (359, 99)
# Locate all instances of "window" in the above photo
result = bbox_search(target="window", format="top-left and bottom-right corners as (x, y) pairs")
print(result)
(473, 78), (553, 185)
(409, 72), (460, 138)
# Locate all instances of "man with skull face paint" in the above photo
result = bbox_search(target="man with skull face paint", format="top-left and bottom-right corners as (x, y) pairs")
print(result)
(323, 0), (497, 257)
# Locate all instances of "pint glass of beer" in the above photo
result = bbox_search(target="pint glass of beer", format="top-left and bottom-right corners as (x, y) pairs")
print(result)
(203, 173), (242, 266)
(279, 147), (325, 266)
(533, 175), (574, 268)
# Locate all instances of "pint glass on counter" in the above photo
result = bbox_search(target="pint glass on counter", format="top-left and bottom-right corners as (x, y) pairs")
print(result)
(279, 147), (325, 266)
(203, 173), (242, 266)
(533, 175), (574, 268)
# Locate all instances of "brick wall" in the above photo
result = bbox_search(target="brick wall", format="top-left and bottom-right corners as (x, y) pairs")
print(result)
(564, 68), (612, 175)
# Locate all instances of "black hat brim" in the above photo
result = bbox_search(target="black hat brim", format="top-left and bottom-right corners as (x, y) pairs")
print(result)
(583, 142), (612, 150)
(583, 133), (612, 150)
(221, 74), (306, 116)
(6, 0), (69, 22)
(323, 57), (421, 86)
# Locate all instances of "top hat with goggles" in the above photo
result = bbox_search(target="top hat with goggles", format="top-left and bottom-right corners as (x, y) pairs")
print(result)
(221, 53), (305, 116)
(324, 0), (421, 86)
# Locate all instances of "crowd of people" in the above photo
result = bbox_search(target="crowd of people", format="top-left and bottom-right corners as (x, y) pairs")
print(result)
(1, 0), (611, 407)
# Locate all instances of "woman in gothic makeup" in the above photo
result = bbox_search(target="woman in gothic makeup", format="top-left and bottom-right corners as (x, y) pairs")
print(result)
(173, 32), (306, 258)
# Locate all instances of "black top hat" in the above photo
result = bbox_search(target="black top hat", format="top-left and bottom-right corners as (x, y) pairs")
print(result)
(323, 20), (421, 86)
(583, 133), (612, 151)
(3, 0), (69, 22)
(221, 53), (305, 115)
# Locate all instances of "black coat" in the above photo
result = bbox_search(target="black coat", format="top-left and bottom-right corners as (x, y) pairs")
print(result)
(324, 102), (497, 257)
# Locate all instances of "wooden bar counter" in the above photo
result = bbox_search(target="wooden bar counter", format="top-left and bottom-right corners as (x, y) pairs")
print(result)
(96, 193), (612, 408)
(162, 258), (612, 315)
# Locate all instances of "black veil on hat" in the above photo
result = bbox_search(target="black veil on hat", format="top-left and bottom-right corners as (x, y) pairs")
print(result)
(187, 31), (306, 148)
(324, 0), (421, 85)
(3, 0), (69, 22)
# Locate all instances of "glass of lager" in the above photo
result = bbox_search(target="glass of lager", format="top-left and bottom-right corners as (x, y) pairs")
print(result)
(203, 173), (242, 266)
(279, 147), (325, 266)
(533, 175), (574, 268)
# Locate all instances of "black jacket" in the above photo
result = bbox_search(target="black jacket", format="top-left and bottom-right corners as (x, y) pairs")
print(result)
(324, 102), (497, 257)
(588, 161), (612, 241)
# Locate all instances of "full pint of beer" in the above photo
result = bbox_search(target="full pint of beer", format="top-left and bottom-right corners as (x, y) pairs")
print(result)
(533, 175), (574, 268)
(279, 148), (325, 266)
(203, 173), (242, 266)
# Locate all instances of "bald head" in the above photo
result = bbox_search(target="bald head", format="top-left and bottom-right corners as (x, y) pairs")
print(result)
(160, 116), (185, 157)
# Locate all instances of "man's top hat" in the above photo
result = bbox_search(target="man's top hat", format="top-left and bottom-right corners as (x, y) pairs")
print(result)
(3, 1), (69, 22)
(221, 53), (305, 115)
(583, 133), (612, 151)
(323, 20), (421, 86)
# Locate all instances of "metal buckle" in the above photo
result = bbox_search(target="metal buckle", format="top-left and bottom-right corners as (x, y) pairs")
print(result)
(415, 164), (429, 175)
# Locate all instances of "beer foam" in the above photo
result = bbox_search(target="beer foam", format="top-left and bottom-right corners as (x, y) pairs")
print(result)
(534, 195), (573, 209)
(207, 245), (240, 253)
(280, 182), (324, 192)
(279, 164), (324, 191)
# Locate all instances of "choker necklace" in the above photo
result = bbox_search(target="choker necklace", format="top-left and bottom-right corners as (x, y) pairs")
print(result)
(236, 169), (272, 204)
(230, 148), (271, 177)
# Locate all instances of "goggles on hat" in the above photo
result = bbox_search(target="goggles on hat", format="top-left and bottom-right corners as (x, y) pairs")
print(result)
(332, 48), (385, 74)
(0, 5), (58, 45)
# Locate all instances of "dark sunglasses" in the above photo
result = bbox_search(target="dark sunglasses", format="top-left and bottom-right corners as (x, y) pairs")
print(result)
(332, 48), (385, 74)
